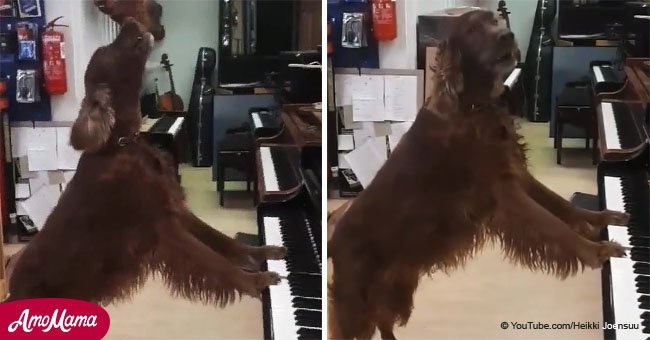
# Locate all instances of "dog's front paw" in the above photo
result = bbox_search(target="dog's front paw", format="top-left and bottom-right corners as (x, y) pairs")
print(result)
(579, 241), (626, 269)
(570, 221), (601, 241)
(255, 271), (282, 288)
(260, 246), (287, 260)
(599, 210), (630, 226)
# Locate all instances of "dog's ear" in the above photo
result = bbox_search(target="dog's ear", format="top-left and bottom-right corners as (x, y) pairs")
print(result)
(70, 84), (115, 153)
(425, 40), (463, 115)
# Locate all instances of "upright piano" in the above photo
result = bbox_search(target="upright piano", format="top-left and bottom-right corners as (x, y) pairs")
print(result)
(593, 58), (649, 340)
(255, 104), (323, 339)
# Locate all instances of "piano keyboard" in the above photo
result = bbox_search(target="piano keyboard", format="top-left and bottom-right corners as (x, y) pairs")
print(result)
(598, 102), (645, 152)
(602, 174), (650, 339)
(252, 112), (264, 130)
(150, 116), (185, 136)
(263, 216), (322, 339)
(504, 67), (521, 89)
(591, 65), (624, 94)
(601, 103), (622, 150)
(259, 146), (300, 193)
(609, 257), (649, 340)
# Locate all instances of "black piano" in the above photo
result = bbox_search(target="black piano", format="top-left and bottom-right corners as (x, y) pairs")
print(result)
(593, 58), (650, 340)
(256, 105), (322, 339)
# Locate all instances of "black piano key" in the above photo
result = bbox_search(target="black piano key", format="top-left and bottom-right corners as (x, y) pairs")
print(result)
(640, 295), (650, 310)
(293, 297), (321, 310)
(636, 262), (650, 275)
(298, 327), (321, 340)
(631, 248), (650, 263)
(631, 237), (650, 248)
(270, 147), (300, 191)
(294, 309), (321, 328)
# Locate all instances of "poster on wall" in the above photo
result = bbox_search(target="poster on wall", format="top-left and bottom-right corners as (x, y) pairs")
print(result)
(17, 0), (41, 18)
(0, 0), (16, 17)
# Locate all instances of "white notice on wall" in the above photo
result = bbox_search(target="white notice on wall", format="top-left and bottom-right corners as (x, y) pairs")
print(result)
(384, 75), (418, 121)
(334, 74), (385, 107)
(56, 127), (82, 170)
(18, 185), (61, 231)
(352, 96), (385, 121)
(343, 137), (388, 189)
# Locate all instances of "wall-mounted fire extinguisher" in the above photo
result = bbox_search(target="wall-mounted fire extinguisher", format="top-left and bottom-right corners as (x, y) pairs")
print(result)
(371, 0), (397, 41)
(42, 16), (68, 95)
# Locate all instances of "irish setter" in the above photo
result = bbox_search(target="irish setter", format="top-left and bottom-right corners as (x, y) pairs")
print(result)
(5, 18), (283, 306)
(94, 0), (165, 41)
(328, 9), (628, 339)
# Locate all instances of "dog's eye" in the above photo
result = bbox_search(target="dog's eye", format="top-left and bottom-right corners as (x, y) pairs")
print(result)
(137, 35), (143, 41)
(491, 19), (498, 26)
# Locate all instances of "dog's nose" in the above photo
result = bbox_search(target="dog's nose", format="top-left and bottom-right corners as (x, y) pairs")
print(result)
(499, 30), (515, 42)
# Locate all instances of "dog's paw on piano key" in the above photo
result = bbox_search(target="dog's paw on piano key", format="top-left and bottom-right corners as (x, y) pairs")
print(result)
(582, 241), (627, 268)
(259, 246), (287, 260)
(255, 271), (282, 288)
(599, 210), (630, 226)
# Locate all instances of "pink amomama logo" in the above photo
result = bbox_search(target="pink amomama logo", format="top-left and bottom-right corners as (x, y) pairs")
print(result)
(0, 298), (110, 339)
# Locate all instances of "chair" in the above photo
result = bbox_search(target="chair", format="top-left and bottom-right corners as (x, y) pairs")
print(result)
(554, 79), (598, 165)
(216, 124), (256, 206)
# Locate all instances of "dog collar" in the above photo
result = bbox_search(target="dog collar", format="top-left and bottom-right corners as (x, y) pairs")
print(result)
(116, 132), (141, 147)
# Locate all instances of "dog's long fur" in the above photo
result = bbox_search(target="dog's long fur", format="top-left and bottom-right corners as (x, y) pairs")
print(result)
(5, 18), (283, 306)
(328, 10), (628, 339)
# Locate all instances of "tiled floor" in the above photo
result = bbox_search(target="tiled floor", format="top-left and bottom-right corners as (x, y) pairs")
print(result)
(328, 120), (606, 340)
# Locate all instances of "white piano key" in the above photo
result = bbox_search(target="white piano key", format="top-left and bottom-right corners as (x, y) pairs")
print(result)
(600, 102), (622, 149)
(260, 147), (280, 191)
(252, 113), (263, 129)
(268, 259), (289, 278)
(504, 68), (521, 88)
(269, 280), (300, 340)
(609, 257), (647, 340)
(607, 225), (633, 248)
(593, 65), (605, 83)
(167, 117), (184, 136)
(604, 176), (624, 212)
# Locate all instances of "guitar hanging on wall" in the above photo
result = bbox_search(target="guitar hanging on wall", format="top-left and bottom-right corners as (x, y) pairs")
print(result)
(157, 53), (184, 111)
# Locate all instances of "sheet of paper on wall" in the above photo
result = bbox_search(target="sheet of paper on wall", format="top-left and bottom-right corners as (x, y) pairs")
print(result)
(343, 137), (388, 189)
(17, 156), (37, 179)
(334, 74), (385, 106)
(18, 185), (61, 231)
(28, 171), (48, 194)
(352, 122), (373, 145)
(388, 121), (414, 151)
(338, 153), (352, 169)
(352, 96), (385, 121)
(27, 127), (57, 149)
(340, 105), (361, 129)
(10, 127), (32, 157)
(15, 182), (30, 199)
(27, 148), (58, 171)
(337, 134), (355, 151)
(384, 75), (418, 121)
(56, 127), (81, 169)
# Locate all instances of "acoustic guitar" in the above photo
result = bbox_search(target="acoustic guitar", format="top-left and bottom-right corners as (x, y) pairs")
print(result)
(157, 53), (184, 111)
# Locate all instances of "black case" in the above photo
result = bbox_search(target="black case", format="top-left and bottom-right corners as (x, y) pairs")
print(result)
(187, 47), (216, 167)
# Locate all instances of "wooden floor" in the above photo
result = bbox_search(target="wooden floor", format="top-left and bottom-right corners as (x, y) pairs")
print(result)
(328, 120), (606, 340)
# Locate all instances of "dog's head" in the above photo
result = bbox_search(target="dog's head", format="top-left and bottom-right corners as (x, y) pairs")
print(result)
(427, 9), (519, 114)
(70, 18), (154, 153)
(95, 0), (165, 41)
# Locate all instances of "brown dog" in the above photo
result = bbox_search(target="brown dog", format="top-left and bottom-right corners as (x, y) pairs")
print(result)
(94, 0), (165, 41)
(5, 18), (283, 306)
(328, 9), (628, 339)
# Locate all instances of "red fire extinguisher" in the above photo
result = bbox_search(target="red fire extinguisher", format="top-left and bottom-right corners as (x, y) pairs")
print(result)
(42, 16), (68, 95)
(371, 0), (397, 41)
